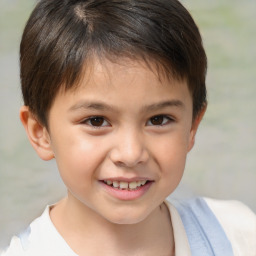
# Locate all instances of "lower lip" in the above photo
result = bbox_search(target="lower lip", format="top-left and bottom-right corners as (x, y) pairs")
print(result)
(100, 181), (153, 201)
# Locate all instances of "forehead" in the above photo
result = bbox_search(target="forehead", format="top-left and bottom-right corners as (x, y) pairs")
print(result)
(69, 57), (188, 93)
(52, 58), (193, 114)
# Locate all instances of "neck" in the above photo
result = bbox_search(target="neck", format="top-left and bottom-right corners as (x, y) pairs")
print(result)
(50, 194), (174, 255)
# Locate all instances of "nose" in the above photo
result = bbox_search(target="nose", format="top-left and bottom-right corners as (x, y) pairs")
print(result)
(109, 128), (149, 168)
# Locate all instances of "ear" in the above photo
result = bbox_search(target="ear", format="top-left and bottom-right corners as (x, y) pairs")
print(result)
(20, 106), (54, 161)
(187, 104), (207, 152)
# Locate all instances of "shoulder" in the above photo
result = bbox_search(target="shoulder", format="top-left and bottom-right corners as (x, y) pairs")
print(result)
(168, 197), (256, 256)
(0, 236), (26, 256)
(204, 197), (256, 256)
(1, 206), (76, 256)
(1, 206), (50, 256)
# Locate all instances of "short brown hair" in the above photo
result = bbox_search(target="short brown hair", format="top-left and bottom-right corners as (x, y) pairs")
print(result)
(20, 0), (207, 126)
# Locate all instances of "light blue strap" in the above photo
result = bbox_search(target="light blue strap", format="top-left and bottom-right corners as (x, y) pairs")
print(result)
(172, 197), (234, 256)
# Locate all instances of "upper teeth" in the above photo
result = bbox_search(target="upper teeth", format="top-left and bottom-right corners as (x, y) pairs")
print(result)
(104, 180), (147, 190)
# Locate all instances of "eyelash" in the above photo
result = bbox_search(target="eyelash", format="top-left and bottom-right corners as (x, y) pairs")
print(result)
(81, 115), (174, 128)
(146, 115), (174, 126)
(81, 116), (110, 128)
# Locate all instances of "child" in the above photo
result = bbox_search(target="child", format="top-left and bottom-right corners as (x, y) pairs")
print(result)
(2, 0), (255, 255)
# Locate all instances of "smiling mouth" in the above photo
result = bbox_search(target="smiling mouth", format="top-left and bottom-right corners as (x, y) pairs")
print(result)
(103, 180), (149, 190)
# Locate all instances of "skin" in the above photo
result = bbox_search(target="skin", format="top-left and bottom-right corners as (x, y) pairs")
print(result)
(20, 58), (205, 255)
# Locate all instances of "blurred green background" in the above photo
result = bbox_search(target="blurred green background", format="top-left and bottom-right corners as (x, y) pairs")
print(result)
(0, 0), (255, 249)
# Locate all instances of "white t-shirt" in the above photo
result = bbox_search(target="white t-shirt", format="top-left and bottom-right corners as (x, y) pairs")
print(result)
(1, 198), (255, 256)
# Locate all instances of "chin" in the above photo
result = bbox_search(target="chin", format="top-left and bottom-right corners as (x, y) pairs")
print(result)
(109, 217), (146, 225)
(104, 208), (152, 225)
(113, 217), (144, 225)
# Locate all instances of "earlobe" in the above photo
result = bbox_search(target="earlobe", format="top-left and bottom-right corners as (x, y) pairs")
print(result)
(20, 106), (54, 160)
(188, 104), (207, 152)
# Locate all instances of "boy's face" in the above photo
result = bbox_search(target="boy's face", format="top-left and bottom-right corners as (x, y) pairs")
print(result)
(23, 59), (204, 224)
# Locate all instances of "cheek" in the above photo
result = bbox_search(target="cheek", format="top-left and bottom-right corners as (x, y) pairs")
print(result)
(157, 142), (187, 197)
(52, 132), (107, 186)
(160, 148), (187, 178)
(154, 132), (189, 176)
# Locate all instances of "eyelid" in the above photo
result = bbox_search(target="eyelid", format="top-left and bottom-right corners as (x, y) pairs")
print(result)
(146, 115), (175, 126)
(80, 116), (111, 128)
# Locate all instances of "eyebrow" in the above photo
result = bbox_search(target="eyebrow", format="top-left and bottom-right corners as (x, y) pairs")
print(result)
(69, 99), (184, 113)
(142, 100), (184, 112)
(69, 101), (115, 112)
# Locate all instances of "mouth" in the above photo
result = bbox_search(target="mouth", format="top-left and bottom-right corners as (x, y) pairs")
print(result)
(100, 179), (153, 200)
(102, 180), (150, 191)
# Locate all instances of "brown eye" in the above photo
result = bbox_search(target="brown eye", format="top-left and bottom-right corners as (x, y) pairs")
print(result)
(150, 116), (164, 125)
(82, 116), (109, 127)
(90, 117), (105, 126)
(147, 115), (173, 126)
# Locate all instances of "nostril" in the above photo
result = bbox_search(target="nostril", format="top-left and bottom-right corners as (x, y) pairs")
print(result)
(109, 139), (149, 167)
(115, 161), (127, 167)
(114, 159), (144, 168)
